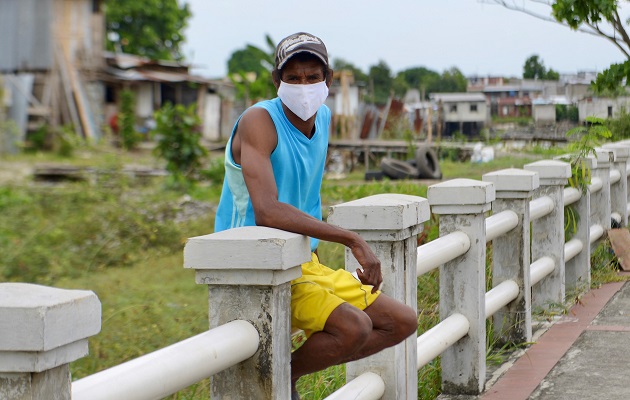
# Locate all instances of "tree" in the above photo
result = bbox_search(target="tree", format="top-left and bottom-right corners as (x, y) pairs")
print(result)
(227, 34), (276, 104)
(523, 55), (547, 79)
(484, 1), (630, 91)
(392, 66), (467, 98)
(332, 58), (369, 83)
(431, 67), (468, 92)
(368, 61), (394, 105)
(523, 54), (560, 80)
(105, 0), (191, 61)
(393, 67), (440, 98)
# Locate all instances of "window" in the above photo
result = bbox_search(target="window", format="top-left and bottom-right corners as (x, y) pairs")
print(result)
(608, 106), (613, 118)
(449, 104), (458, 113)
(470, 104), (478, 112)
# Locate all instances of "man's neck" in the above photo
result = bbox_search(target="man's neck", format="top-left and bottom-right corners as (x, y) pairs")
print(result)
(281, 102), (316, 138)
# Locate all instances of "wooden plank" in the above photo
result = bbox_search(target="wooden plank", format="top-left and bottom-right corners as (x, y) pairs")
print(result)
(608, 228), (630, 271)
(54, 42), (82, 136)
(60, 41), (96, 140)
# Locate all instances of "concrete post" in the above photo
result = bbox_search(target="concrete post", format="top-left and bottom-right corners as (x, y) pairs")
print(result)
(184, 226), (311, 400)
(482, 168), (538, 345)
(589, 149), (613, 238)
(602, 144), (629, 227)
(565, 156), (593, 294)
(524, 160), (571, 309)
(0, 283), (101, 400)
(328, 194), (430, 400)
(428, 179), (495, 395)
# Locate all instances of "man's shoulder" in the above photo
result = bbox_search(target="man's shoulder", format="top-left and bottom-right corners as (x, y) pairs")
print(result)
(252, 97), (281, 112)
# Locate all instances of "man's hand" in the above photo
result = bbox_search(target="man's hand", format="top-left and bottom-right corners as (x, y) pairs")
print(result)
(350, 241), (382, 293)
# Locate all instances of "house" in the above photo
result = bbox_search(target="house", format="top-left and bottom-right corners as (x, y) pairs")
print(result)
(0, 0), (235, 148)
(0, 0), (105, 144)
(101, 52), (235, 143)
(468, 74), (594, 119)
(430, 92), (488, 137)
(577, 96), (630, 122)
(532, 99), (557, 124)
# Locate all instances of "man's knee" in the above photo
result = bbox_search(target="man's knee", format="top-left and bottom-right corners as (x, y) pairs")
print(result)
(396, 304), (419, 339)
(325, 304), (372, 351)
(368, 297), (418, 343)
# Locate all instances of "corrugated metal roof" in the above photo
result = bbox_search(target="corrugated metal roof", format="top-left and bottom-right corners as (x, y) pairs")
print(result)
(0, 0), (53, 72)
(104, 66), (208, 84)
(104, 52), (189, 70)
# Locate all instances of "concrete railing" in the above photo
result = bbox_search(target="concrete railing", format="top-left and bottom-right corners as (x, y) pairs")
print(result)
(2, 141), (629, 400)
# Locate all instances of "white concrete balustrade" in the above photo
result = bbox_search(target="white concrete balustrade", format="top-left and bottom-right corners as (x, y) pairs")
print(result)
(2, 141), (629, 400)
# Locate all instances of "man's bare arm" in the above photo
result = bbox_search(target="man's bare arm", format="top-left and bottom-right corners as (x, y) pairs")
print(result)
(236, 108), (382, 291)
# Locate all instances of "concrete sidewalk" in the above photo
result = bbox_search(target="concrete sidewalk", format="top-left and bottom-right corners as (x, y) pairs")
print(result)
(482, 279), (630, 400)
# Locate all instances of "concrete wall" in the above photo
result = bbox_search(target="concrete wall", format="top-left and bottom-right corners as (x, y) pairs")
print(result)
(533, 104), (556, 123)
(442, 101), (488, 123)
(578, 97), (630, 122)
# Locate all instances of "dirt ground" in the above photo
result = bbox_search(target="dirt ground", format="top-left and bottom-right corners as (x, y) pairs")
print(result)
(0, 161), (33, 184)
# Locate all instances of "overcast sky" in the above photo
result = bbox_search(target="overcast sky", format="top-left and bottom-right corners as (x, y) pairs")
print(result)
(182, 0), (629, 79)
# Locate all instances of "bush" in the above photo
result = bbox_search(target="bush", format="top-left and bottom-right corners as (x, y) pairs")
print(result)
(0, 182), (194, 284)
(152, 102), (207, 187)
(120, 90), (140, 150)
(607, 107), (630, 140)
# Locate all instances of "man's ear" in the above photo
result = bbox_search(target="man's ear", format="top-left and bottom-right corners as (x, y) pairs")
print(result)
(272, 69), (281, 90)
(326, 68), (334, 88)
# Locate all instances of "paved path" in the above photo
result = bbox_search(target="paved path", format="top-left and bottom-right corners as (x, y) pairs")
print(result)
(482, 278), (630, 400)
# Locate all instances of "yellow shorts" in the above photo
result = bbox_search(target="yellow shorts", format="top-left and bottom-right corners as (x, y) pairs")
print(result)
(290, 253), (380, 338)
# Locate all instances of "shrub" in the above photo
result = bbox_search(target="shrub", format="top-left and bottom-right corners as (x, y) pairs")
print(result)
(152, 102), (207, 187)
(120, 89), (140, 150)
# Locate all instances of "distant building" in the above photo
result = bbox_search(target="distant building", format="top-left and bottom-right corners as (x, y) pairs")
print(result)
(430, 92), (489, 136)
(0, 0), (237, 148)
(468, 73), (594, 119)
(578, 96), (630, 122)
(101, 52), (235, 142)
(0, 0), (105, 144)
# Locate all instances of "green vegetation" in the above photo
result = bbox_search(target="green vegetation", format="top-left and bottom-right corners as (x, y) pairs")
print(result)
(120, 89), (140, 151)
(1, 139), (628, 400)
(105, 0), (191, 61)
(152, 103), (208, 187)
(523, 54), (559, 80)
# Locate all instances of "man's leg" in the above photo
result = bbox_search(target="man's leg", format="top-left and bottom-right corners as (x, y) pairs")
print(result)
(340, 293), (418, 363)
(291, 294), (417, 384)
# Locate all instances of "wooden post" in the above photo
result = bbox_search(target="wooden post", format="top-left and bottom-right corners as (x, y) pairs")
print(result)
(184, 226), (311, 400)
(328, 194), (430, 400)
(428, 178), (495, 395)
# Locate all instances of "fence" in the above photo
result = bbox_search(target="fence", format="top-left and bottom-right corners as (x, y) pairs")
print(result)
(1, 141), (629, 400)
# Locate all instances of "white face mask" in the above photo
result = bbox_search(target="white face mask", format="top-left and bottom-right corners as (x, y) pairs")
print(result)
(277, 81), (329, 121)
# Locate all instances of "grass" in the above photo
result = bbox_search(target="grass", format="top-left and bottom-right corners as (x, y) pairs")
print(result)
(1, 146), (628, 399)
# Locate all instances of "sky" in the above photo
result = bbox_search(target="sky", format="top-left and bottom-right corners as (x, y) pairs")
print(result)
(181, 0), (629, 80)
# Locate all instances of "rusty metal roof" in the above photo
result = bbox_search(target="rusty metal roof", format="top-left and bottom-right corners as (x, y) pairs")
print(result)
(103, 52), (209, 84)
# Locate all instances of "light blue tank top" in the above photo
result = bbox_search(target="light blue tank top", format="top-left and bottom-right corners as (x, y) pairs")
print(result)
(214, 97), (330, 251)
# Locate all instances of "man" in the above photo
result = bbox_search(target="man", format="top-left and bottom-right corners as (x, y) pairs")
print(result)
(214, 32), (418, 398)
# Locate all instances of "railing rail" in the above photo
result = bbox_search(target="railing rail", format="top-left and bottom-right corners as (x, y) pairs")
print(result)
(417, 231), (470, 276)
(72, 320), (259, 400)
